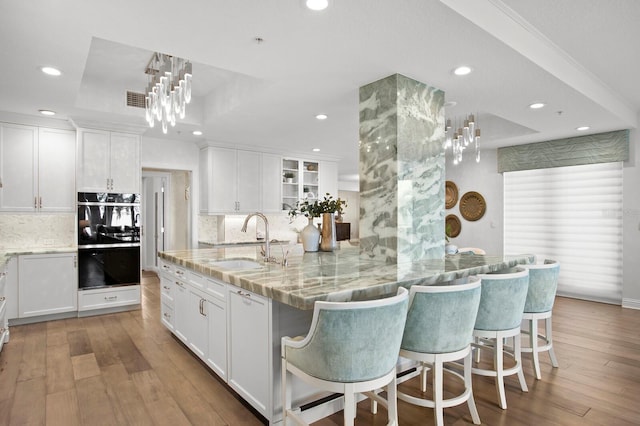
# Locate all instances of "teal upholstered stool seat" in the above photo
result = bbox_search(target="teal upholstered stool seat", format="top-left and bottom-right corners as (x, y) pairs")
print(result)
(472, 267), (529, 409)
(397, 276), (482, 426)
(281, 287), (409, 426)
(521, 259), (560, 380)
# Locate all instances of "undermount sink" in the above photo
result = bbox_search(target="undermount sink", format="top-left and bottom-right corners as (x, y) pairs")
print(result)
(206, 259), (264, 270)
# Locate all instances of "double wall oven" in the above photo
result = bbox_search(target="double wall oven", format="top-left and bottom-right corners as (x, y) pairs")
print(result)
(77, 192), (141, 290)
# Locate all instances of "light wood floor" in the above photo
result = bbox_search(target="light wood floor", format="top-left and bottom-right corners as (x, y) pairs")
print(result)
(1, 272), (639, 425)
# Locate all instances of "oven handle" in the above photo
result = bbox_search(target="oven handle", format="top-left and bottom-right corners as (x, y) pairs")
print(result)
(78, 243), (141, 249)
(78, 202), (140, 207)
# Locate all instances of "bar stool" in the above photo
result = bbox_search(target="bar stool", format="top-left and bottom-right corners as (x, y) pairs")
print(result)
(472, 267), (529, 409)
(397, 277), (482, 426)
(281, 287), (409, 426)
(522, 260), (560, 380)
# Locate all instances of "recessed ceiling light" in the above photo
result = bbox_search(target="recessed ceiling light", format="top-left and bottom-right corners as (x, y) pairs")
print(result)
(576, 126), (590, 131)
(315, 114), (328, 120)
(39, 109), (56, 116)
(41, 66), (61, 76)
(192, 130), (203, 136)
(453, 66), (472, 76)
(529, 102), (545, 109)
(312, 148), (321, 152)
(306, 0), (328, 11)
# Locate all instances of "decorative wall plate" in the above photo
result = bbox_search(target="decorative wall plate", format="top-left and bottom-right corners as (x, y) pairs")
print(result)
(445, 214), (461, 238)
(460, 191), (486, 221)
(445, 181), (458, 209)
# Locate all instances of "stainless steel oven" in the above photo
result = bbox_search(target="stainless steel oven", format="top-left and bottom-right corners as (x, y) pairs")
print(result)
(77, 192), (141, 290)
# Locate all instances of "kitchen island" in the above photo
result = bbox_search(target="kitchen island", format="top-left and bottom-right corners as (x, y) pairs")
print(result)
(158, 245), (533, 425)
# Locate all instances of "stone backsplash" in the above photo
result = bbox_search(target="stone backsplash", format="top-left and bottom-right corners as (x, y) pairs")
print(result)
(0, 214), (76, 249)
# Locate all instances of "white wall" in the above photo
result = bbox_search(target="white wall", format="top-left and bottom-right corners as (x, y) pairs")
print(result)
(445, 148), (503, 255)
(141, 137), (200, 246)
(623, 124), (640, 308)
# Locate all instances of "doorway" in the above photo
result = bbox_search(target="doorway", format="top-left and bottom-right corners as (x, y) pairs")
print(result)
(141, 169), (192, 271)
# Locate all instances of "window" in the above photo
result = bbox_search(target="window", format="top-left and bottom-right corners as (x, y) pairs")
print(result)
(504, 162), (623, 304)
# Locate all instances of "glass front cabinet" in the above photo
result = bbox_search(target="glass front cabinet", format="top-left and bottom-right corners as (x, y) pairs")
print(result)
(281, 158), (319, 211)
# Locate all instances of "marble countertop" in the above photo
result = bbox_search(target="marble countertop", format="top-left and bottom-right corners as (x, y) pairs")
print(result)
(159, 244), (534, 310)
(0, 247), (77, 269)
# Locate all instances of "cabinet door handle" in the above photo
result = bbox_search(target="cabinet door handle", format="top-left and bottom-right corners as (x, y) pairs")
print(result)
(163, 312), (171, 319)
(163, 285), (171, 290)
(39, 197), (42, 208)
(0, 296), (5, 302)
(34, 197), (38, 209)
(236, 290), (251, 298)
(73, 256), (77, 268)
(104, 295), (118, 301)
(175, 281), (183, 288)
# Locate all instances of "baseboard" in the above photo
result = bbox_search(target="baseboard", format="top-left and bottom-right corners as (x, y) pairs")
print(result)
(622, 298), (640, 310)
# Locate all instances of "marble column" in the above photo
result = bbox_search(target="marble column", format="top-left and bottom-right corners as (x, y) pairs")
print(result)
(359, 74), (445, 263)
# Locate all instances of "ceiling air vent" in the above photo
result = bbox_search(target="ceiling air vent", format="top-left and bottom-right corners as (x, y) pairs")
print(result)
(126, 91), (146, 109)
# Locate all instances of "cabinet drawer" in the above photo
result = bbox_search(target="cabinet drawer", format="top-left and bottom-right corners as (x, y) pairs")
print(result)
(161, 292), (174, 308)
(187, 271), (205, 290)
(204, 277), (226, 301)
(78, 286), (140, 311)
(159, 260), (174, 277)
(174, 266), (187, 281)
(161, 302), (174, 331)
(160, 280), (174, 301)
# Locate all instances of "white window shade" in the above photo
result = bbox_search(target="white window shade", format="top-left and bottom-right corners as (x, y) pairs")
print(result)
(504, 162), (623, 304)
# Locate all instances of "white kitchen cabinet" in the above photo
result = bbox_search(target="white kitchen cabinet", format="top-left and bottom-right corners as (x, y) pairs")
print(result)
(227, 286), (270, 417)
(262, 153), (283, 213)
(205, 295), (227, 380)
(187, 288), (208, 359)
(18, 252), (77, 318)
(172, 274), (189, 344)
(0, 124), (75, 212)
(159, 268), (175, 331)
(77, 128), (140, 193)
(199, 146), (261, 214)
(0, 260), (8, 354)
(77, 286), (140, 313)
(318, 160), (339, 201)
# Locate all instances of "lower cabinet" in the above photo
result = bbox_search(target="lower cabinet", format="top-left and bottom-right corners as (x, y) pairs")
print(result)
(227, 288), (270, 416)
(77, 286), (140, 312)
(18, 253), (77, 318)
(0, 262), (8, 353)
(158, 258), (315, 424)
(172, 277), (189, 343)
(159, 260), (228, 381)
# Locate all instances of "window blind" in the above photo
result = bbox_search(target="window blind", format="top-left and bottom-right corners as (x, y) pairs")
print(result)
(504, 162), (623, 304)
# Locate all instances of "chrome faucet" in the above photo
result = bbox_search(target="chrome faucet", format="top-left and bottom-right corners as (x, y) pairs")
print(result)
(241, 212), (273, 262)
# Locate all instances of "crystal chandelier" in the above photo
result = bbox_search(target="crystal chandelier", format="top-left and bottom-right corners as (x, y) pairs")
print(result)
(444, 114), (480, 164)
(144, 52), (192, 133)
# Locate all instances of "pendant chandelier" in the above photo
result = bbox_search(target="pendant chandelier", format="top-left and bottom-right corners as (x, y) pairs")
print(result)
(144, 52), (192, 133)
(444, 114), (480, 164)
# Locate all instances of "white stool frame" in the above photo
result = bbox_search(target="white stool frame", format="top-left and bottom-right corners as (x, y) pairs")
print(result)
(521, 310), (559, 380)
(472, 326), (528, 410)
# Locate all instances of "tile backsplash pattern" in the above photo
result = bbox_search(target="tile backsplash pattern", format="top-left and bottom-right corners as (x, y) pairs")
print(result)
(198, 213), (306, 245)
(0, 214), (76, 249)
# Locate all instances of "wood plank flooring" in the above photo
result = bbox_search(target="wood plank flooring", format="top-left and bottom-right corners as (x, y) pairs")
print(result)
(1, 271), (639, 425)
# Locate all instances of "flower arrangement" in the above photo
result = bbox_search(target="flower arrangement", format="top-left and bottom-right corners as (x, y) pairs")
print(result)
(288, 193), (347, 220)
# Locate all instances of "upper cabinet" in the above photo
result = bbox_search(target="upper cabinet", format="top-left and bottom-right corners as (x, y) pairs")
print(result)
(0, 123), (75, 212)
(281, 158), (338, 210)
(200, 147), (280, 214)
(77, 129), (140, 193)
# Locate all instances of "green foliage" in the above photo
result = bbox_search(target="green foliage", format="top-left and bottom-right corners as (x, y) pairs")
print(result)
(288, 193), (347, 220)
